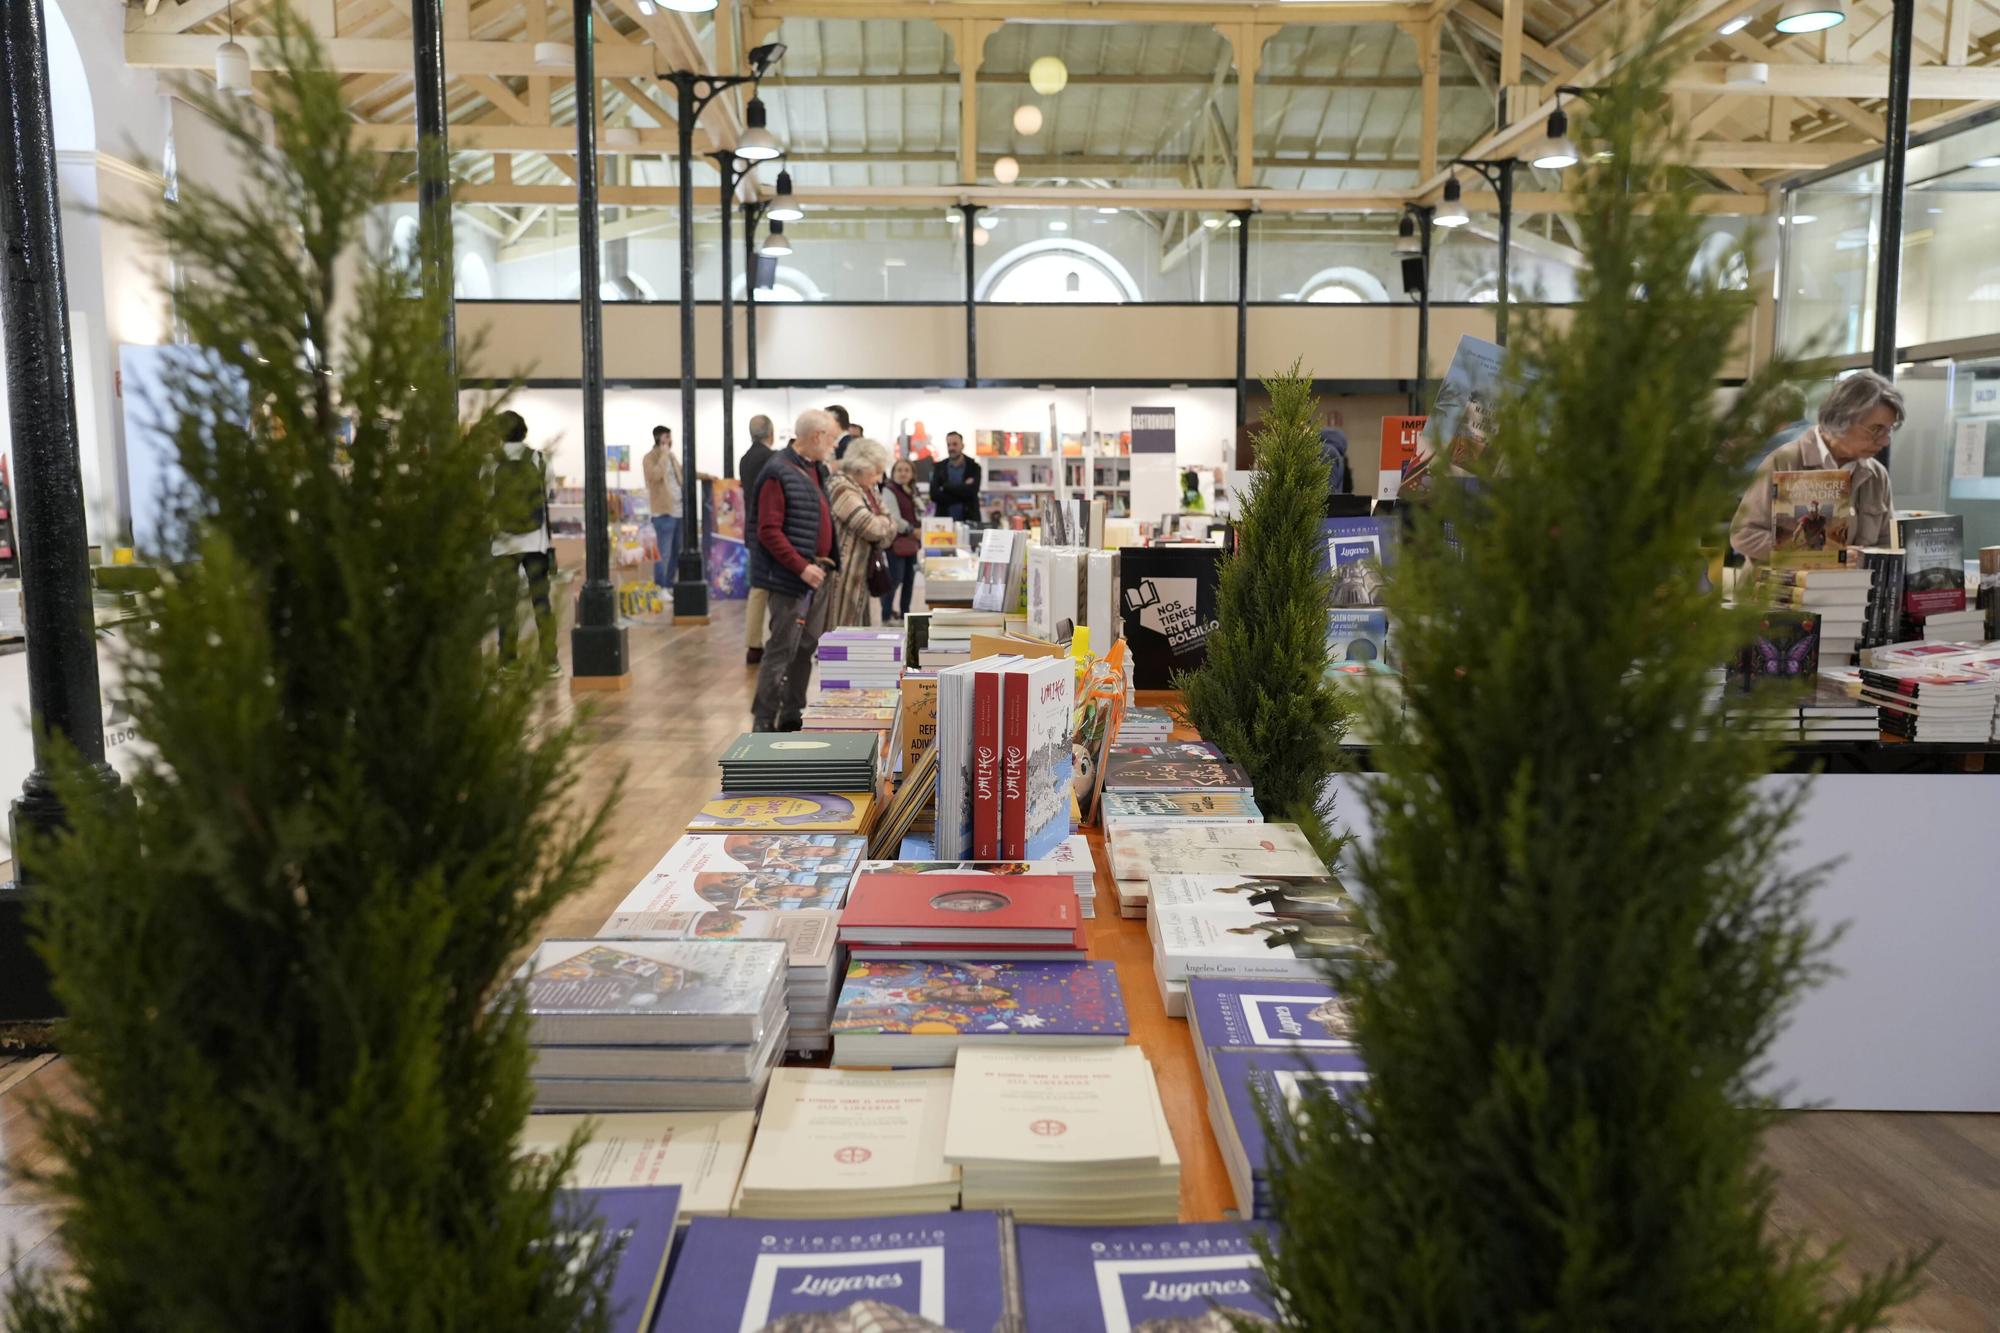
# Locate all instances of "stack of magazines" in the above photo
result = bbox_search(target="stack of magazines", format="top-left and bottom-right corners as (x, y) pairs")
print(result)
(719, 730), (880, 795)
(518, 939), (788, 1111)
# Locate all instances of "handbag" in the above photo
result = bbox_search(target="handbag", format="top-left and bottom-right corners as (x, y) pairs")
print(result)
(866, 548), (894, 597)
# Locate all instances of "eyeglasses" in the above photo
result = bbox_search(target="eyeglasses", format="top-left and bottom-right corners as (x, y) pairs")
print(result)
(1860, 422), (1901, 442)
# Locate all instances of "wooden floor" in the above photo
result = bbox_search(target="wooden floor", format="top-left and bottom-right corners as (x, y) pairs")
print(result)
(3, 596), (1998, 1326)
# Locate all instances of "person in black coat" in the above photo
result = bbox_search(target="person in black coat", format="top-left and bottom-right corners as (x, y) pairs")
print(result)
(929, 430), (982, 523)
(740, 414), (777, 665)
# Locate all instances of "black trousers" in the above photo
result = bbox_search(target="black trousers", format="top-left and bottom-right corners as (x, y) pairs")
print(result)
(495, 551), (557, 666)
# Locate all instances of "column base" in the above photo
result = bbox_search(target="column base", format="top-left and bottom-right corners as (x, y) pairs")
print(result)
(570, 620), (630, 682)
(672, 548), (711, 621)
(0, 878), (56, 1026)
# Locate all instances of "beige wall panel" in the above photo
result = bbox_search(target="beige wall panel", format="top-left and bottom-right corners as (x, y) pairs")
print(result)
(979, 305), (1239, 382)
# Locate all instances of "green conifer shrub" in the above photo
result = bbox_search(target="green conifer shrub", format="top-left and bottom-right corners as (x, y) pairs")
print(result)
(1250, 17), (1924, 1332)
(7, 11), (617, 1330)
(1175, 366), (1348, 831)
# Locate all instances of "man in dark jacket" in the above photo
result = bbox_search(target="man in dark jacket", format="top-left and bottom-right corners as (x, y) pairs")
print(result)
(751, 408), (840, 732)
(929, 431), (982, 523)
(740, 414), (777, 666)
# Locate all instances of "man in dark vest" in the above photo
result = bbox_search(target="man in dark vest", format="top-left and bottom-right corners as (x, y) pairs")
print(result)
(751, 408), (840, 731)
(739, 413), (777, 667)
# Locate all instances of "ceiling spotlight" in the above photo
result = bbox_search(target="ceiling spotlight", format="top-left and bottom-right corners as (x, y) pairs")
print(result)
(533, 40), (575, 70)
(635, 0), (657, 13)
(1226, 215), (1242, 228)
(768, 169), (804, 222)
(1395, 212), (1420, 255)
(1029, 56), (1069, 96)
(994, 155), (1021, 184)
(1532, 104), (1580, 170)
(1435, 175), (1470, 227)
(1776, 213), (1818, 225)
(747, 42), (788, 76)
(1049, 219), (1068, 232)
(1203, 216), (1223, 229)
(1718, 13), (1751, 33)
(1774, 0), (1846, 32)
(759, 219), (793, 257)
(1013, 104), (1044, 135)
(973, 226), (991, 246)
(736, 98), (783, 161)
(661, 0), (717, 11)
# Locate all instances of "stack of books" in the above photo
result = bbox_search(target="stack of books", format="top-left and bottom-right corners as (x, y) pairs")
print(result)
(1894, 510), (1967, 640)
(1016, 1221), (1280, 1330)
(1117, 706), (1175, 743)
(1102, 743), (1253, 796)
(1106, 821), (1322, 919)
(933, 655), (1076, 861)
(685, 791), (875, 835)
(1766, 566), (1871, 666)
(1858, 660), (2000, 742)
(719, 730), (879, 795)
(1209, 1045), (1370, 1220)
(1101, 790), (1265, 871)
(800, 685), (902, 735)
(813, 628), (906, 691)
(944, 1046), (1180, 1224)
(657, 1211), (1013, 1331)
(562, 1185), (681, 1332)
(733, 1068), (960, 1218)
(1922, 608), (1988, 642)
(907, 608), (1005, 669)
(519, 1109), (755, 1220)
(829, 958), (1129, 1068)
(859, 831), (1100, 919)
(1800, 676), (1881, 740)
(921, 552), (979, 603)
(1147, 870), (1370, 1016)
(518, 939), (789, 1111)
(839, 872), (1085, 960)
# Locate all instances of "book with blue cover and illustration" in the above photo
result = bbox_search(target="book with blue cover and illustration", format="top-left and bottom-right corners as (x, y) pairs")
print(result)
(1322, 516), (1396, 609)
(560, 1185), (680, 1333)
(1015, 1221), (1279, 1332)
(830, 958), (1128, 1067)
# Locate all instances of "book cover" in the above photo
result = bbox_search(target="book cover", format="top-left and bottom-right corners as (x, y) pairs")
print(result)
(1188, 978), (1354, 1051)
(615, 835), (865, 915)
(1050, 550), (1086, 642)
(1152, 908), (1374, 981)
(861, 833), (1094, 878)
(1108, 825), (1320, 881)
(1727, 610), (1820, 695)
(1102, 752), (1252, 794)
(562, 1186), (680, 1333)
(1004, 657), (1075, 860)
(1326, 609), (1391, 668)
(830, 959), (1128, 1042)
(1110, 740), (1223, 760)
(1016, 1222), (1278, 1333)
(972, 661), (1006, 861)
(736, 1068), (958, 1201)
(519, 1110), (754, 1215)
(596, 909), (839, 972)
(839, 873), (1078, 944)
(1119, 546), (1224, 689)
(1101, 790), (1264, 822)
(1895, 512), (1967, 619)
(900, 674), (938, 779)
(1086, 550), (1120, 645)
(1770, 469), (1853, 566)
(1026, 544), (1056, 640)
(655, 1212), (1008, 1333)
(1211, 1049), (1370, 1204)
(722, 731), (882, 768)
(1376, 414), (1427, 501)
(517, 940), (785, 1040)
(1322, 517), (1395, 609)
(1148, 874), (1360, 925)
(973, 529), (1020, 615)
(944, 1046), (1162, 1168)
(686, 793), (874, 834)
(932, 663), (978, 861)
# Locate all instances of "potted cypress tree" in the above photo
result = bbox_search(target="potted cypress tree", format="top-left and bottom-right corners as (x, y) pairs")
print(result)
(1250, 16), (1925, 1332)
(8, 11), (618, 1330)
(1175, 366), (1348, 837)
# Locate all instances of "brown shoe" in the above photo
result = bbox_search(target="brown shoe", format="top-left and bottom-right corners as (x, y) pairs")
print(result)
(746, 647), (764, 666)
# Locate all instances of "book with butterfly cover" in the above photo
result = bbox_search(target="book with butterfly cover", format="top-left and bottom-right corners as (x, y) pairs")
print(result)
(1726, 609), (1820, 695)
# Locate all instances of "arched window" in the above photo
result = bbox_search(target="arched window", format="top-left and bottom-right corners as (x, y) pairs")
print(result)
(1305, 284), (1366, 304)
(455, 252), (494, 299)
(1466, 284), (1500, 304)
(1295, 265), (1391, 305)
(390, 215), (420, 270)
(976, 240), (1142, 303)
(732, 265), (824, 302)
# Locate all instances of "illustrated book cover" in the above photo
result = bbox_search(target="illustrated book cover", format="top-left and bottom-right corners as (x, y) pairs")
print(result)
(1015, 1221), (1278, 1333)
(686, 793), (875, 834)
(1187, 978), (1354, 1054)
(830, 959), (1127, 1041)
(1326, 608), (1391, 669)
(1895, 511), (1968, 620)
(1101, 751), (1253, 795)
(1770, 469), (1853, 566)
(615, 834), (865, 915)
(1151, 908), (1375, 982)
(1002, 655), (1076, 860)
(516, 939), (786, 1045)
(1726, 609), (1820, 695)
(595, 909), (839, 973)
(1322, 516), (1395, 609)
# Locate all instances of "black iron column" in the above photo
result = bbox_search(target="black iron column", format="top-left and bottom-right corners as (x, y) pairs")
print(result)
(1412, 207), (1434, 417)
(713, 152), (744, 480)
(958, 203), (979, 387)
(410, 0), (456, 373)
(670, 74), (709, 620)
(1, 0), (121, 1022)
(744, 201), (763, 387)
(567, 0), (627, 679)
(1233, 209), (1251, 430)
(1872, 0), (1916, 378)
(1494, 159), (1514, 349)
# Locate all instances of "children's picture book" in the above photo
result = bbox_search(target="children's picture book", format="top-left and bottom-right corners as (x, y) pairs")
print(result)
(1770, 470), (1853, 566)
(1015, 1221), (1278, 1333)
(516, 939), (785, 1045)
(614, 834), (865, 915)
(685, 793), (875, 834)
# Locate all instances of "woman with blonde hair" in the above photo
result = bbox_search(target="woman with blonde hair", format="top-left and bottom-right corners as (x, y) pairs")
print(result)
(808, 437), (899, 635)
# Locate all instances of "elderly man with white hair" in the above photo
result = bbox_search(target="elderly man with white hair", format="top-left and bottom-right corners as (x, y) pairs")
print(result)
(750, 408), (840, 732)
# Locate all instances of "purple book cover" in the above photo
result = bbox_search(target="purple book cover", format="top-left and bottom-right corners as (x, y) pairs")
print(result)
(654, 1211), (1008, 1332)
(1213, 1049), (1370, 1205)
(562, 1185), (679, 1333)
(830, 959), (1128, 1040)
(1016, 1221), (1278, 1332)
(1188, 978), (1354, 1053)
(816, 646), (905, 662)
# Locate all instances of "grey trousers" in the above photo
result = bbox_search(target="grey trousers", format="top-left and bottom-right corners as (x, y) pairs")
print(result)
(751, 587), (820, 729)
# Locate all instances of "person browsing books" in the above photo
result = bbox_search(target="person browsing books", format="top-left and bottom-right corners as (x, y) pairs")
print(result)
(1729, 371), (1901, 566)
(740, 413), (777, 667)
(808, 438), (900, 639)
(751, 408), (840, 733)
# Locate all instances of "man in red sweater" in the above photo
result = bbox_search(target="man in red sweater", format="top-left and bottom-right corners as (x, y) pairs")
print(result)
(750, 408), (840, 731)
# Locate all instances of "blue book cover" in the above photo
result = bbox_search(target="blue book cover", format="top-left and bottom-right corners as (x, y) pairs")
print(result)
(1016, 1221), (1278, 1332)
(562, 1185), (680, 1333)
(831, 959), (1128, 1041)
(654, 1211), (1009, 1332)
(1321, 517), (1394, 609)
(1212, 1049), (1370, 1213)
(1326, 609), (1390, 669)
(1187, 978), (1354, 1053)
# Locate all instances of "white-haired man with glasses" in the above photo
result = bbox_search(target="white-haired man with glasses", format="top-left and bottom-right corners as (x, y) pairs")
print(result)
(1730, 370), (1902, 566)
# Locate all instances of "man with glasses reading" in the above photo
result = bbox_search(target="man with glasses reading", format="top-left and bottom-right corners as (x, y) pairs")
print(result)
(1731, 370), (1903, 566)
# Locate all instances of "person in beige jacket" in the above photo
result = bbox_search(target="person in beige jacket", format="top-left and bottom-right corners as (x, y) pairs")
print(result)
(644, 424), (684, 586)
(1730, 371), (1902, 566)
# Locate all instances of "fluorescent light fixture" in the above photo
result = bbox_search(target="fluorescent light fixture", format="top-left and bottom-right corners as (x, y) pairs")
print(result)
(1097, 206), (1120, 215)
(1774, 0), (1845, 32)
(1776, 213), (1818, 225)
(736, 98), (782, 161)
(662, 0), (718, 12)
(1435, 174), (1470, 228)
(768, 170), (804, 222)
(1532, 106), (1580, 170)
(758, 219), (793, 256)
(1718, 14), (1751, 34)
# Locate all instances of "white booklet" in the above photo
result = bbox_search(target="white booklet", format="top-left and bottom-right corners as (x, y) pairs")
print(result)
(519, 1109), (753, 1217)
(944, 1046), (1162, 1169)
(737, 1067), (959, 1201)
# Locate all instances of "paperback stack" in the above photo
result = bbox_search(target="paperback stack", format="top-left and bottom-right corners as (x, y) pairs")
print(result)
(719, 730), (880, 795)
(1858, 661), (2000, 742)
(1922, 608), (1988, 642)
(518, 939), (789, 1111)
(732, 1068), (960, 1218)
(907, 608), (1004, 669)
(1207, 1047), (1370, 1220)
(599, 833), (861, 1055)
(1800, 676), (1881, 740)
(1016, 1221), (1279, 1331)
(1100, 790), (1265, 872)
(519, 1109), (755, 1219)
(829, 957), (1129, 1067)
(1147, 871), (1371, 1016)
(1101, 743), (1254, 798)
(813, 628), (906, 691)
(839, 872), (1085, 960)
(1766, 565), (1871, 666)
(1106, 821), (1321, 919)
(800, 685), (902, 735)
(934, 654), (1076, 861)
(921, 552), (979, 603)
(944, 1046), (1180, 1224)
(858, 831), (1100, 919)
(1117, 706), (1175, 743)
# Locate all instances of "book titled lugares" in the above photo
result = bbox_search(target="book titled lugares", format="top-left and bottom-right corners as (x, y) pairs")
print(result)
(1769, 469), (1852, 566)
(1016, 1221), (1279, 1333)
(655, 1211), (1013, 1333)
(559, 1186), (681, 1333)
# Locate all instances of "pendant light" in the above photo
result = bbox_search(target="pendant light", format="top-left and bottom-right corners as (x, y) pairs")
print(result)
(1394, 212), (1419, 254)
(1435, 174), (1470, 228)
(737, 98), (783, 162)
(216, 0), (252, 97)
(662, 0), (719, 13)
(759, 219), (793, 257)
(768, 169), (804, 222)
(1774, 0), (1846, 32)
(1013, 104), (1044, 135)
(1028, 56), (1069, 96)
(1532, 104), (1580, 170)
(993, 155), (1021, 184)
